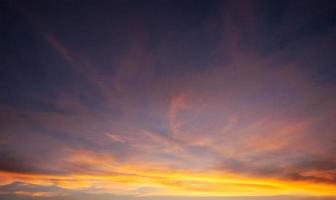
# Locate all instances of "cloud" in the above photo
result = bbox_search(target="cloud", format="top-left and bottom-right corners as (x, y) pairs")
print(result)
(1, 0), (336, 199)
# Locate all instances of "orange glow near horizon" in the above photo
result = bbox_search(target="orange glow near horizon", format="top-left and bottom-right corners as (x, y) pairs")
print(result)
(1, 160), (336, 197)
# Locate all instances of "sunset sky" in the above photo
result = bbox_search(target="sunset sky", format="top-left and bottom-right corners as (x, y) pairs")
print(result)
(1, 0), (336, 199)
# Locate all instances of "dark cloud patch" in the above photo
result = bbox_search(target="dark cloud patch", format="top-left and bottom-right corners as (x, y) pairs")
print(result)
(0, 152), (43, 174)
(0, 152), (65, 175)
(0, 182), (68, 198)
(218, 156), (336, 184)
(0, 150), (131, 176)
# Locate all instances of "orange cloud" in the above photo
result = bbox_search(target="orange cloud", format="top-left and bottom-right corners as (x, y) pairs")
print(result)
(1, 151), (336, 197)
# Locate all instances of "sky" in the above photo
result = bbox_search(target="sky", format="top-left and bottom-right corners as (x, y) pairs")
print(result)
(1, 0), (336, 199)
